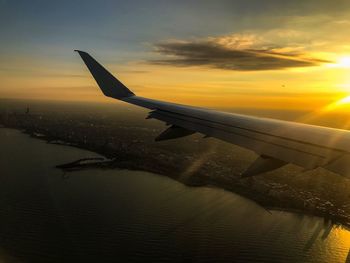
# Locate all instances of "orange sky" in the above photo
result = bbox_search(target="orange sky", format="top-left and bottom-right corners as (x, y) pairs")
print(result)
(1, 1), (350, 112)
(2, 55), (350, 111)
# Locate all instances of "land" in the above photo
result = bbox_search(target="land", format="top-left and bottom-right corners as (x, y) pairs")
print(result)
(2, 99), (350, 228)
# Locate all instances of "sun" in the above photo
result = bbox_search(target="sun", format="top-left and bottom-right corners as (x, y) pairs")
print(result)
(337, 57), (350, 68)
(321, 95), (350, 112)
(336, 95), (350, 105)
(325, 56), (350, 68)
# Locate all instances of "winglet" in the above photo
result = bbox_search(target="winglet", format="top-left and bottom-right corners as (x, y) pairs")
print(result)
(75, 50), (135, 99)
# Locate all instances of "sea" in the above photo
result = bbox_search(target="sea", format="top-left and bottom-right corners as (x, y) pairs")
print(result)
(1, 128), (350, 263)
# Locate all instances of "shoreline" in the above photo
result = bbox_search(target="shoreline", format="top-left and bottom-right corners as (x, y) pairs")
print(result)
(2, 108), (350, 229)
(5, 126), (349, 230)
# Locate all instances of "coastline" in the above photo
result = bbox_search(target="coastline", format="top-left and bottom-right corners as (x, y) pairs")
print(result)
(4, 126), (349, 230)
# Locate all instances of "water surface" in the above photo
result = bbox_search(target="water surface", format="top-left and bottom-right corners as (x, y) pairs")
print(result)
(1, 128), (350, 262)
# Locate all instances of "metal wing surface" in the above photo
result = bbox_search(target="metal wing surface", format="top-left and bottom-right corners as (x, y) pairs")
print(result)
(76, 50), (350, 178)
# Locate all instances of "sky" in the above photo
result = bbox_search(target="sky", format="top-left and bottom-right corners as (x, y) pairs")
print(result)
(1, 0), (350, 110)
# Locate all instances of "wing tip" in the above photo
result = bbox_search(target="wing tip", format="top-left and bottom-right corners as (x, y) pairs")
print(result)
(74, 49), (87, 54)
(75, 50), (135, 99)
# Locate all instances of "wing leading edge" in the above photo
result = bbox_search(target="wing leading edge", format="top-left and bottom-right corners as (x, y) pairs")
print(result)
(75, 50), (350, 178)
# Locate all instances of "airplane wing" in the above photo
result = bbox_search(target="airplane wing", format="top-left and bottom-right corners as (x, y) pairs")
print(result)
(75, 50), (350, 178)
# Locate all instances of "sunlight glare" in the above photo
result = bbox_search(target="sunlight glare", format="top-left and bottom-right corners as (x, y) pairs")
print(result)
(337, 95), (350, 105)
(321, 95), (350, 112)
(337, 57), (350, 68)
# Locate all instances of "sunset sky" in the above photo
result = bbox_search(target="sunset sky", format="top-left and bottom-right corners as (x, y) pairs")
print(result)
(1, 0), (350, 110)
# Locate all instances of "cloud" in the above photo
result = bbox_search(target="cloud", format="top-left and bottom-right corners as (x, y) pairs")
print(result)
(149, 35), (329, 71)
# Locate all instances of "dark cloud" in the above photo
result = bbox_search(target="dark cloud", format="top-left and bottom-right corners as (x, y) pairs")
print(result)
(150, 41), (328, 71)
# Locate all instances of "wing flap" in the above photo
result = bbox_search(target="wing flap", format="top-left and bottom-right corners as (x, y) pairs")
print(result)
(155, 125), (195, 141)
(324, 154), (350, 178)
(241, 155), (287, 177)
